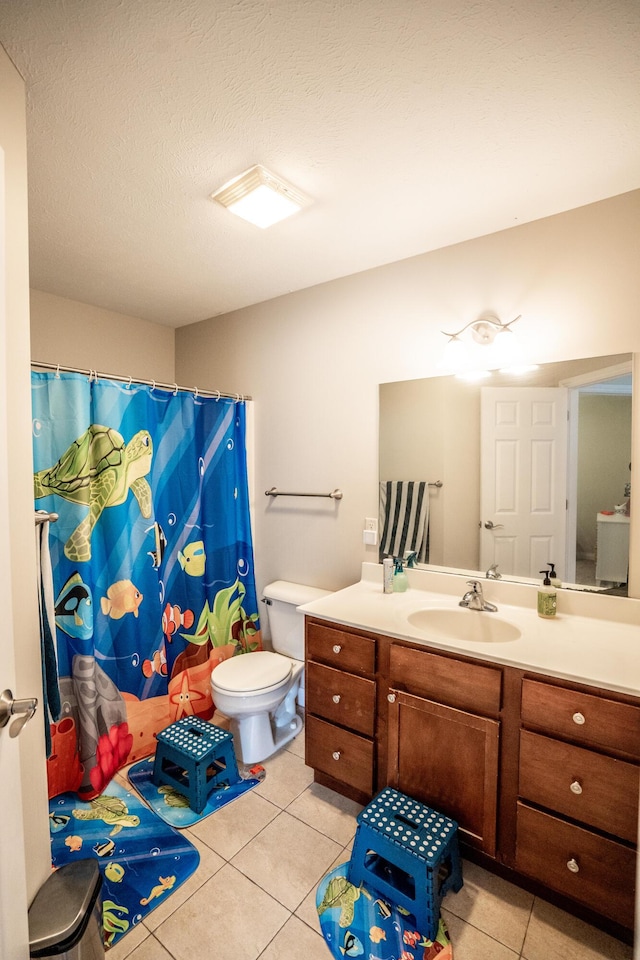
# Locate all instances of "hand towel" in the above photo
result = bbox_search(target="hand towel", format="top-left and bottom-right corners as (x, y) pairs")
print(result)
(379, 481), (429, 563)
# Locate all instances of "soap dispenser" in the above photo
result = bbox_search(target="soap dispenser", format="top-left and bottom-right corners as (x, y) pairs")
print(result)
(537, 570), (557, 619)
(548, 562), (562, 589)
(393, 557), (409, 592)
(382, 557), (394, 594)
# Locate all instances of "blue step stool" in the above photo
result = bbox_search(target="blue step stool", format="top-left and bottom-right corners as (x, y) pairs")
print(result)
(347, 787), (463, 940)
(153, 717), (240, 813)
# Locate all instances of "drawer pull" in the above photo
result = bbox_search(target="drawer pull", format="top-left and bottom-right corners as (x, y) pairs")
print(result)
(332, 694), (341, 704)
(567, 858), (580, 874)
(332, 751), (341, 761)
(570, 780), (583, 795)
(332, 644), (342, 654)
(387, 693), (396, 703)
(572, 712), (586, 725)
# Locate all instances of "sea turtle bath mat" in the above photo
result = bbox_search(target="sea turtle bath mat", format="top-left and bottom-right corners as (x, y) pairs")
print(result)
(127, 755), (265, 827)
(49, 779), (199, 948)
(316, 863), (453, 960)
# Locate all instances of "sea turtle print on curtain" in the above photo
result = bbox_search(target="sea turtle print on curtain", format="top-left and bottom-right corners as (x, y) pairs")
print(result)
(32, 372), (261, 801)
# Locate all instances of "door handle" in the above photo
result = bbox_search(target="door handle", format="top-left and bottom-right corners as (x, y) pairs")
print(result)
(483, 521), (504, 530)
(0, 689), (38, 738)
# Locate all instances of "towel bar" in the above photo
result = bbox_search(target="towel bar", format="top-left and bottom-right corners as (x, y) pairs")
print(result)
(35, 510), (59, 525)
(265, 487), (343, 500)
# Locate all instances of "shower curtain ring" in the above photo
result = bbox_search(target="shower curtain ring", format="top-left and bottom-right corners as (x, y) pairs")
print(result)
(126, 376), (132, 389)
(194, 387), (199, 399)
(215, 390), (221, 401)
(173, 383), (178, 396)
(151, 381), (156, 392)
(55, 364), (61, 378)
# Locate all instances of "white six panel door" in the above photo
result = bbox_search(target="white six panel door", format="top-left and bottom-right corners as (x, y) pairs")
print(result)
(480, 387), (568, 580)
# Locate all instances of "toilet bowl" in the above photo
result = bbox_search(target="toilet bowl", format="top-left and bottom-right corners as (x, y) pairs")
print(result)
(210, 580), (331, 764)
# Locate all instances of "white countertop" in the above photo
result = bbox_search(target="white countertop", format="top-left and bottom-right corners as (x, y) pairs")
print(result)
(300, 563), (640, 697)
(597, 512), (631, 524)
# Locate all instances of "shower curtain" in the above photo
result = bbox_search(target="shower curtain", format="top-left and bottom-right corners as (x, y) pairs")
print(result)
(32, 372), (261, 800)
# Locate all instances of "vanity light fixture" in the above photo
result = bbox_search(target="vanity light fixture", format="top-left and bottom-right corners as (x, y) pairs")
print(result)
(498, 364), (540, 375)
(440, 314), (522, 374)
(209, 164), (312, 228)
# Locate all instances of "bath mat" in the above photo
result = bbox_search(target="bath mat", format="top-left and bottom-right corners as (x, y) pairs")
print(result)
(127, 755), (265, 827)
(49, 779), (199, 948)
(316, 862), (453, 960)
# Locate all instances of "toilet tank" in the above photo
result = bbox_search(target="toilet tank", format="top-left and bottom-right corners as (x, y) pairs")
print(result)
(263, 580), (332, 659)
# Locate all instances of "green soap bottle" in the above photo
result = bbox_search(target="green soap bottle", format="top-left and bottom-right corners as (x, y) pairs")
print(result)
(393, 557), (409, 592)
(538, 570), (557, 619)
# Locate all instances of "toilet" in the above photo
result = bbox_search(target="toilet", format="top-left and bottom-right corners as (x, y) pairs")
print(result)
(210, 580), (331, 763)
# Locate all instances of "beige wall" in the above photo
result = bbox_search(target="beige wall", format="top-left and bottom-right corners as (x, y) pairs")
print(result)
(379, 376), (480, 570)
(30, 289), (175, 382)
(1, 45), (49, 910)
(175, 190), (640, 598)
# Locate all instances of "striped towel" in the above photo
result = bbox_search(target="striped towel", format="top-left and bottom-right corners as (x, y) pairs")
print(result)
(379, 481), (430, 563)
(36, 517), (62, 756)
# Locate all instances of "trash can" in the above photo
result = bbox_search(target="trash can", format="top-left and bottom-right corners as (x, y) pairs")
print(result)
(28, 860), (104, 959)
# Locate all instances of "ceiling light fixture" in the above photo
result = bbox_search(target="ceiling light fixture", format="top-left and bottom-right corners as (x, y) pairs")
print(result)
(440, 314), (522, 374)
(209, 164), (312, 229)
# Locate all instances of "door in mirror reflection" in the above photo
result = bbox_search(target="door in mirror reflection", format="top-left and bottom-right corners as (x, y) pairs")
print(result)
(480, 387), (568, 579)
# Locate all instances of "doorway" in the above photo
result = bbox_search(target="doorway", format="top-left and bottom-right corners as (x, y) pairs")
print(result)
(563, 361), (633, 591)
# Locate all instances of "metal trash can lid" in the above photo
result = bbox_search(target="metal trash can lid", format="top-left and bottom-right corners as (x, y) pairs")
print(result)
(28, 859), (102, 957)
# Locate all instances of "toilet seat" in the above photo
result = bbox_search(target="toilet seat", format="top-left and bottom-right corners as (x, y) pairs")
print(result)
(212, 651), (292, 695)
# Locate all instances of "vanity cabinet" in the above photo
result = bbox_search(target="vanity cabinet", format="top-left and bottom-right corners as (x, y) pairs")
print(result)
(305, 620), (376, 803)
(304, 615), (639, 937)
(516, 677), (640, 929)
(385, 644), (501, 855)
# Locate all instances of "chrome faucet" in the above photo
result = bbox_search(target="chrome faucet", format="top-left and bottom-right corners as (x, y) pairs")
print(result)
(459, 580), (498, 612)
(486, 563), (501, 580)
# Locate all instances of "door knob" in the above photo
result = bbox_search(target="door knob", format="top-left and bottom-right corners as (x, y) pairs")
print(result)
(0, 689), (38, 738)
(483, 521), (504, 530)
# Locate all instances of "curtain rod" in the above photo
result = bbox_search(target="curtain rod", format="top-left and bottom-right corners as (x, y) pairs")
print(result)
(31, 361), (252, 402)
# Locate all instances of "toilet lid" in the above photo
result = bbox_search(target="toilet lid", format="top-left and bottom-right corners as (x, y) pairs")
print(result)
(212, 651), (292, 693)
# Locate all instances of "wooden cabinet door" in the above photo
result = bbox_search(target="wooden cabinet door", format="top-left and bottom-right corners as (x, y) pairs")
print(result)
(386, 689), (500, 856)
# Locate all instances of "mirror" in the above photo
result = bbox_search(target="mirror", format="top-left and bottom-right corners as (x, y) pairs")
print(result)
(379, 354), (632, 595)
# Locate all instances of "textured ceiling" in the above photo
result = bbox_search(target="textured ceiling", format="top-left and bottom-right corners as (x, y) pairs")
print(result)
(1, 0), (639, 327)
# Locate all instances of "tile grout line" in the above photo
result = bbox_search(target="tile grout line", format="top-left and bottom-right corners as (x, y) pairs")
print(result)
(518, 894), (536, 959)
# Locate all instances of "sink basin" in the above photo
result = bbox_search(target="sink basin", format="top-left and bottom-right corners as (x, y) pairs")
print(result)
(407, 607), (521, 643)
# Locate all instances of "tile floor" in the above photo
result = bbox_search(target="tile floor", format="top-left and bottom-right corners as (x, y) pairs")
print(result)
(110, 730), (634, 960)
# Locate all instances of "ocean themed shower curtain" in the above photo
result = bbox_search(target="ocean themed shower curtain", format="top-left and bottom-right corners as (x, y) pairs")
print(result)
(32, 372), (261, 800)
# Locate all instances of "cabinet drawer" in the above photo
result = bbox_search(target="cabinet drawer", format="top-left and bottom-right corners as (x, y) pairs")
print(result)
(305, 715), (374, 795)
(306, 621), (376, 676)
(515, 802), (636, 929)
(306, 661), (376, 736)
(519, 729), (639, 843)
(521, 679), (640, 759)
(389, 643), (502, 716)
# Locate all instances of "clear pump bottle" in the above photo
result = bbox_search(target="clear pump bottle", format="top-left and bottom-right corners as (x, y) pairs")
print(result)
(393, 557), (409, 592)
